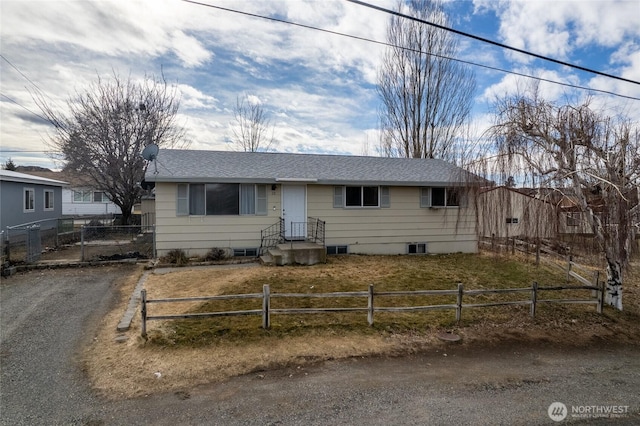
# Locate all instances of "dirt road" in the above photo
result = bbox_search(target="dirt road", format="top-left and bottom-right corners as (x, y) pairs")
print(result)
(1, 266), (638, 425)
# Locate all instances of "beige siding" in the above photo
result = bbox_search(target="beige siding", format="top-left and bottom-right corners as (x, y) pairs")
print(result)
(308, 185), (476, 254)
(155, 183), (281, 256)
(155, 183), (477, 256)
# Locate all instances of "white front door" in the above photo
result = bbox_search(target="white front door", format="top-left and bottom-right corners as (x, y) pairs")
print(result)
(282, 184), (306, 240)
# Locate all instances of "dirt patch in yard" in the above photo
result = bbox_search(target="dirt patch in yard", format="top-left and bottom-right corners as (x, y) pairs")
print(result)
(82, 253), (640, 399)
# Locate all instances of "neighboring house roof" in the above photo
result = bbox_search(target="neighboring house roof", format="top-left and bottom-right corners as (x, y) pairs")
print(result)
(146, 150), (474, 186)
(0, 169), (68, 186)
(16, 168), (93, 188)
(482, 185), (571, 205)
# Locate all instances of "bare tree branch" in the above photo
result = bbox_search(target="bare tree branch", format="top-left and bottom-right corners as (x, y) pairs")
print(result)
(377, 0), (476, 163)
(230, 94), (275, 152)
(487, 87), (639, 310)
(33, 71), (187, 224)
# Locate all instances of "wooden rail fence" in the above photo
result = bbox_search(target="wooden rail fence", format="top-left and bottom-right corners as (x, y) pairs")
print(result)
(140, 280), (605, 337)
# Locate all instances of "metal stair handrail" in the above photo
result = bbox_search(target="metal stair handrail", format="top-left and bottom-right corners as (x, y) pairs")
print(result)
(259, 217), (285, 256)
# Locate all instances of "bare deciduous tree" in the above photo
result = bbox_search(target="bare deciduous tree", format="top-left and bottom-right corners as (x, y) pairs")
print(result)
(35, 72), (186, 224)
(378, 0), (476, 162)
(490, 89), (639, 310)
(231, 95), (274, 152)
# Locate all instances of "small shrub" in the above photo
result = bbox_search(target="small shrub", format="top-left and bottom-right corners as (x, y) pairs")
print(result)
(162, 249), (189, 266)
(204, 247), (227, 261)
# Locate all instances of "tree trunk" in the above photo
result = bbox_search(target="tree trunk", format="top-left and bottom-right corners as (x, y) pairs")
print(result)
(605, 258), (623, 311)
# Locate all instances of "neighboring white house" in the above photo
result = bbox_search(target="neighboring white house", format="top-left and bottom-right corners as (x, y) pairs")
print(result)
(18, 168), (122, 217)
(145, 149), (479, 258)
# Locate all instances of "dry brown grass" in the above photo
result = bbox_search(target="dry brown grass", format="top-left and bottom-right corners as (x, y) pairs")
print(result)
(82, 252), (640, 399)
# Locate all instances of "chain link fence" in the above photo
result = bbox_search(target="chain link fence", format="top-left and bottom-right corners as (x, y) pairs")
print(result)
(2, 216), (155, 266)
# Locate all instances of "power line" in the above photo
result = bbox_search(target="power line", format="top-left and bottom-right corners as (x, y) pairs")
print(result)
(181, 0), (640, 101)
(346, 0), (640, 87)
(1, 53), (65, 112)
(0, 54), (47, 93)
(0, 149), (57, 154)
(1, 93), (50, 123)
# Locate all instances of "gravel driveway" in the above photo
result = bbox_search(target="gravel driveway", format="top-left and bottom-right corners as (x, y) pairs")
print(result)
(1, 266), (134, 425)
(1, 266), (639, 425)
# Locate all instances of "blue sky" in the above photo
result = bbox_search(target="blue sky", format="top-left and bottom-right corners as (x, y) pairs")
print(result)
(1, 0), (639, 170)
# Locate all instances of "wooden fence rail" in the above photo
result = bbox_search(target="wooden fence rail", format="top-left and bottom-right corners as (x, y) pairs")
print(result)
(140, 279), (606, 337)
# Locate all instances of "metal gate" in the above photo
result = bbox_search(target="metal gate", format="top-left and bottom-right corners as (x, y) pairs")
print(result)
(26, 225), (41, 262)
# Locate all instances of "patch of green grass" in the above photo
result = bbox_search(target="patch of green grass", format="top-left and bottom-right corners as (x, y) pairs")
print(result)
(147, 253), (595, 347)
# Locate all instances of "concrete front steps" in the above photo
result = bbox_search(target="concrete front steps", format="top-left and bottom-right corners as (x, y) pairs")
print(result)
(260, 242), (326, 266)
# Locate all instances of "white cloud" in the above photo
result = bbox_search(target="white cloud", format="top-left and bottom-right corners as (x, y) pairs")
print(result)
(473, 0), (640, 61)
(178, 84), (219, 110)
(169, 30), (212, 67)
(246, 95), (262, 106)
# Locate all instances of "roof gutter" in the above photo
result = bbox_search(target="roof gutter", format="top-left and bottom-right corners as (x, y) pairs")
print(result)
(275, 178), (318, 183)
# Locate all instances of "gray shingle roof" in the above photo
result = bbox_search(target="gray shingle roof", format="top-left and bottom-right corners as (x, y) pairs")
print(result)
(0, 169), (68, 186)
(146, 149), (468, 186)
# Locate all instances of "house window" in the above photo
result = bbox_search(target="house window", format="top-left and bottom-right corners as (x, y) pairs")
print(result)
(73, 190), (92, 203)
(233, 248), (258, 257)
(335, 186), (387, 208)
(44, 190), (54, 210)
(420, 188), (461, 208)
(506, 217), (519, 224)
(326, 245), (348, 255)
(176, 184), (189, 216)
(183, 184), (267, 216)
(240, 184), (255, 215)
(566, 212), (580, 227)
(93, 192), (106, 202)
(408, 243), (427, 254)
(24, 188), (35, 212)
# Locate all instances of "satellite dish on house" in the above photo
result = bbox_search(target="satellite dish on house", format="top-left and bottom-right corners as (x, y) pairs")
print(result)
(141, 143), (159, 174)
(141, 143), (159, 161)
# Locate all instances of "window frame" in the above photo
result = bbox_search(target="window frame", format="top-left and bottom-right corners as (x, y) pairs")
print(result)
(179, 183), (267, 216)
(420, 187), (462, 208)
(24, 187), (35, 212)
(93, 191), (105, 203)
(176, 184), (189, 216)
(73, 190), (93, 203)
(44, 189), (55, 211)
(335, 185), (388, 209)
(566, 212), (580, 227)
(407, 242), (427, 254)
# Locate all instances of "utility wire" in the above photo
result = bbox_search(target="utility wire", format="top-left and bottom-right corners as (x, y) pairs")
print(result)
(0, 149), (56, 154)
(0, 54), (47, 94)
(181, 0), (640, 101)
(1, 93), (49, 123)
(1, 53), (65, 114)
(346, 0), (640, 87)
